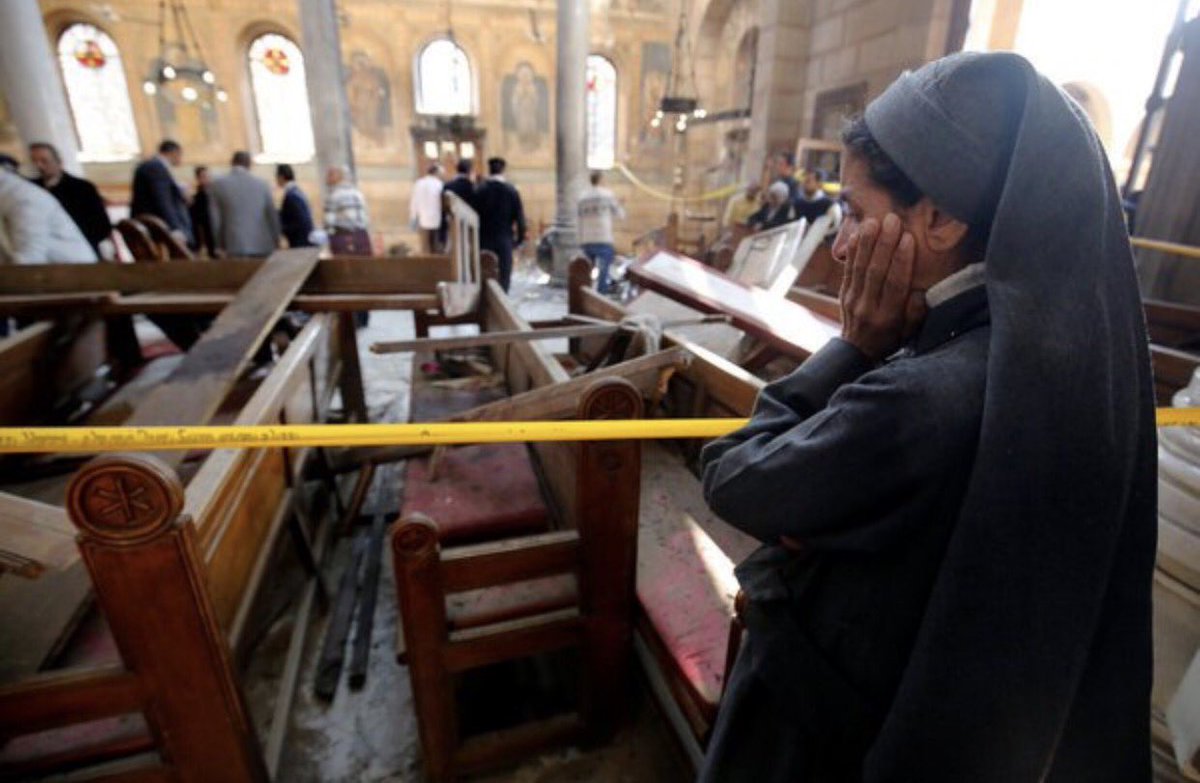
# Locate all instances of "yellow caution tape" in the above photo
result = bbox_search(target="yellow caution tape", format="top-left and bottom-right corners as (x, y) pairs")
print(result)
(614, 163), (742, 204)
(0, 409), (1196, 454)
(1131, 237), (1200, 260)
(0, 419), (749, 454)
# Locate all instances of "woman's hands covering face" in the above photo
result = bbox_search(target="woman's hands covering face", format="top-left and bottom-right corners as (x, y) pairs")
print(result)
(839, 213), (927, 361)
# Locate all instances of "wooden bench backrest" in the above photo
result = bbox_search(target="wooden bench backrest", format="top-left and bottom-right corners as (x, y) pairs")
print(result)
(481, 281), (579, 529)
(185, 313), (344, 649)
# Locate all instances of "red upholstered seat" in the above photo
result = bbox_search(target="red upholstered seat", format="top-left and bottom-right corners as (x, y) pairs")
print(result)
(635, 444), (759, 725)
(401, 443), (551, 546)
(637, 514), (742, 721)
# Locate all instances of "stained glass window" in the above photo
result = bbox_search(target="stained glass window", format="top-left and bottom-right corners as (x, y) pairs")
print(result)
(586, 55), (617, 170)
(247, 33), (315, 162)
(416, 39), (474, 116)
(56, 24), (140, 162)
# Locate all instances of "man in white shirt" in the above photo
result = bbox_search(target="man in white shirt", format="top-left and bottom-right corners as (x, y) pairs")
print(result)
(576, 171), (626, 294)
(0, 161), (96, 265)
(410, 164), (444, 254)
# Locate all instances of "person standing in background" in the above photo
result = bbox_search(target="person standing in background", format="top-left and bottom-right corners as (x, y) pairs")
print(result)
(208, 151), (280, 258)
(189, 166), (217, 258)
(474, 157), (526, 292)
(409, 163), (444, 254)
(576, 170), (626, 294)
(0, 160), (96, 264)
(276, 164), (315, 248)
(323, 165), (372, 326)
(130, 140), (192, 245)
(28, 142), (112, 259)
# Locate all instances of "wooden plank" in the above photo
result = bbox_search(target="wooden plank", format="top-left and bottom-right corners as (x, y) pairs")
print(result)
(73, 292), (440, 315)
(444, 608), (582, 672)
(484, 280), (570, 391)
(0, 491), (78, 576)
(372, 323), (621, 354)
(440, 530), (579, 592)
(0, 732), (156, 781)
(348, 513), (387, 689)
(444, 348), (688, 423)
(0, 561), (91, 683)
(0, 666), (143, 735)
(0, 256), (455, 296)
(314, 534), (366, 700)
(125, 248), (322, 470)
(629, 250), (839, 360)
(455, 713), (584, 775)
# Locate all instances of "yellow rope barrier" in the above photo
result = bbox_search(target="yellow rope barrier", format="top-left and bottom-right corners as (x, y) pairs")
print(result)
(0, 410), (1196, 454)
(1131, 237), (1200, 260)
(614, 163), (742, 204)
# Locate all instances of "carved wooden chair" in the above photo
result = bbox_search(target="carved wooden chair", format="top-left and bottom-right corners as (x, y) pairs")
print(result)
(134, 214), (194, 260)
(115, 218), (162, 262)
(390, 377), (643, 782)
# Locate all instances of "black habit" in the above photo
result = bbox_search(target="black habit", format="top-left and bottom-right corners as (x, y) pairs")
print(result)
(699, 51), (1157, 782)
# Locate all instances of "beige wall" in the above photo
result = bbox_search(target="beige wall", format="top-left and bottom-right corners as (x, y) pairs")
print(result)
(2, 0), (967, 253)
(12, 0), (685, 254)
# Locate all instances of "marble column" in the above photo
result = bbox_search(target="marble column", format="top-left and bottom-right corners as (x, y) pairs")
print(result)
(297, 0), (356, 183)
(0, 0), (82, 175)
(548, 0), (590, 280)
(744, 0), (810, 182)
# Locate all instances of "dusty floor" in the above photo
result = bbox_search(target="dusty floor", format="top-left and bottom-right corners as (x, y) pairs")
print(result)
(242, 262), (690, 782)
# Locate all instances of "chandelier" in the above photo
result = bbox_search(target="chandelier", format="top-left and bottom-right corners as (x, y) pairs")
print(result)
(141, 0), (228, 107)
(650, 0), (706, 135)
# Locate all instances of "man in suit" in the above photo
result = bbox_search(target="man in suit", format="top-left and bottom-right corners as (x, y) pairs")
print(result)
(209, 151), (281, 258)
(276, 164), (315, 248)
(188, 166), (217, 257)
(440, 158), (477, 249)
(28, 142), (112, 258)
(130, 139), (192, 245)
(474, 157), (526, 292)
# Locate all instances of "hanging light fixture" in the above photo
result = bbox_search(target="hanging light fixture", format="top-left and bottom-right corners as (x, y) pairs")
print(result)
(656, 0), (705, 136)
(141, 0), (228, 109)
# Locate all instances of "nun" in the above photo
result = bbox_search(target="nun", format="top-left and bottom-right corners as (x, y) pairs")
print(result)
(699, 52), (1157, 782)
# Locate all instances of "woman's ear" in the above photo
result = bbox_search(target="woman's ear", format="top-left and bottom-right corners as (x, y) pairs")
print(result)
(923, 202), (971, 254)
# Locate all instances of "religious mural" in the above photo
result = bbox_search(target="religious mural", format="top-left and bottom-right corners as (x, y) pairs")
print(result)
(345, 50), (394, 147)
(639, 42), (671, 147)
(501, 62), (549, 154)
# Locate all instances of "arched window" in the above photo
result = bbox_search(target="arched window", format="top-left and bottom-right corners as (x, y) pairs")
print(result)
(56, 23), (139, 161)
(247, 33), (315, 162)
(586, 55), (617, 170)
(415, 39), (474, 116)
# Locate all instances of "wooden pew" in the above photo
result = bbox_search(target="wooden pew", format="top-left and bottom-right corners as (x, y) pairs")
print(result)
(567, 258), (763, 768)
(390, 278), (645, 780)
(0, 251), (377, 780)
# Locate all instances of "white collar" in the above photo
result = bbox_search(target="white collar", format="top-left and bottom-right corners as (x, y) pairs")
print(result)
(925, 262), (986, 307)
(489, 174), (507, 182)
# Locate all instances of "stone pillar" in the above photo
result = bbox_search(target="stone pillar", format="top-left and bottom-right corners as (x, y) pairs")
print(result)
(297, 0), (355, 183)
(548, 0), (590, 281)
(0, 0), (82, 175)
(745, 0), (811, 182)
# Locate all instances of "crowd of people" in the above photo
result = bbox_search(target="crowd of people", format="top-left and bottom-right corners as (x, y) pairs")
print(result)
(409, 159), (627, 295)
(0, 138), (374, 268)
(723, 151), (842, 239)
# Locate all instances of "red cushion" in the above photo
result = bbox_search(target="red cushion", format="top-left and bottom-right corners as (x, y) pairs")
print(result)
(402, 443), (551, 545)
(637, 513), (742, 720)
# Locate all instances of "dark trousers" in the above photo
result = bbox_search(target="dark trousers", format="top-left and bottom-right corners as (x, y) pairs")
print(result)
(483, 238), (514, 292)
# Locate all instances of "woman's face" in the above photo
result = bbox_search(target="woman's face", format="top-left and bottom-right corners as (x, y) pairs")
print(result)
(832, 152), (966, 294)
(832, 153), (899, 265)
